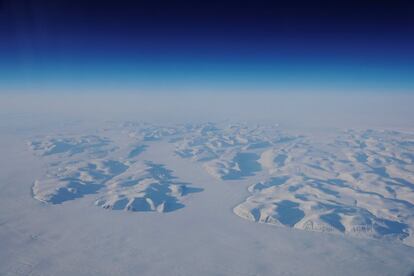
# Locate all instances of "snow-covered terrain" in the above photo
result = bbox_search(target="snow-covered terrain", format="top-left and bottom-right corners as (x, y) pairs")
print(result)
(29, 123), (414, 246)
(173, 123), (414, 246)
(234, 129), (414, 246)
(1, 119), (414, 275)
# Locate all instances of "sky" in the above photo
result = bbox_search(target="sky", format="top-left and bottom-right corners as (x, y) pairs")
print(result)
(1, 0), (414, 94)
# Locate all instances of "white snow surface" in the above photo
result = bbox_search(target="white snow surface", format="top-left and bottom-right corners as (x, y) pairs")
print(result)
(1, 119), (414, 275)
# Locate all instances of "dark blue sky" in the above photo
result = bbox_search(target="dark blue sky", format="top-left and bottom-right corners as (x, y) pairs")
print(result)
(1, 0), (414, 93)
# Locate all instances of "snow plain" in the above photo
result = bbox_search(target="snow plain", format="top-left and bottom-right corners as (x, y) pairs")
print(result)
(1, 118), (414, 275)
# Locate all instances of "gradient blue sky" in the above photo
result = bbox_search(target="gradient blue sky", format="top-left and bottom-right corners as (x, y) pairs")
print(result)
(1, 0), (414, 94)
